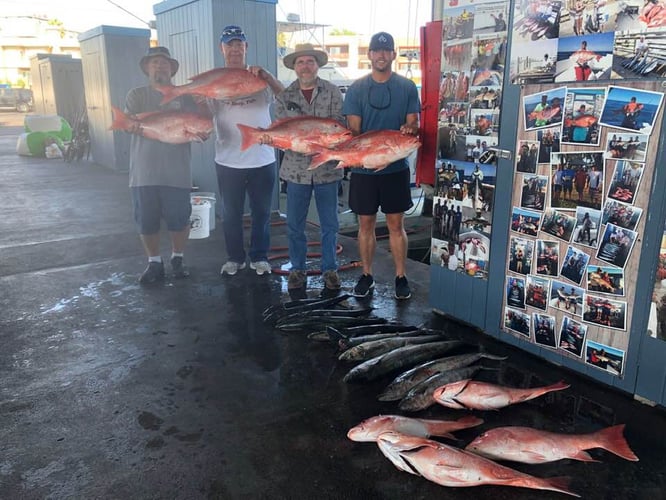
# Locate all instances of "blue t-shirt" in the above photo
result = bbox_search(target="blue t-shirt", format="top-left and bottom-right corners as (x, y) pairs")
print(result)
(342, 73), (421, 175)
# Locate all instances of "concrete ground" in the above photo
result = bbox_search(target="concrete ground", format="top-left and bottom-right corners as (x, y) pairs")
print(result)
(1, 112), (665, 500)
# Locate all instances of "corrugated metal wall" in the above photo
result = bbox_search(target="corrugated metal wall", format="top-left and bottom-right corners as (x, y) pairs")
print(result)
(78, 26), (151, 171)
(154, 0), (279, 213)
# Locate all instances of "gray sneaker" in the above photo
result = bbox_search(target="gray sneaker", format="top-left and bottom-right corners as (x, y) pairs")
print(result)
(221, 261), (246, 276)
(250, 261), (272, 275)
(288, 270), (307, 289)
(323, 270), (341, 290)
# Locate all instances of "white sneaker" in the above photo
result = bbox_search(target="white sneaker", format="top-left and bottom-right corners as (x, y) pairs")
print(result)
(221, 261), (246, 275)
(250, 261), (272, 275)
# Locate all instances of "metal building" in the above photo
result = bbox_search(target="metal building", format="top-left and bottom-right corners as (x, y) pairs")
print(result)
(78, 26), (151, 171)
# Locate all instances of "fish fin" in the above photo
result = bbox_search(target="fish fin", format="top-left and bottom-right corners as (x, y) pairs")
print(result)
(536, 476), (580, 498)
(570, 450), (599, 462)
(188, 67), (225, 81)
(308, 151), (333, 170)
(455, 415), (485, 427)
(594, 424), (639, 461)
(237, 123), (259, 151)
(109, 106), (131, 131)
(154, 84), (178, 105)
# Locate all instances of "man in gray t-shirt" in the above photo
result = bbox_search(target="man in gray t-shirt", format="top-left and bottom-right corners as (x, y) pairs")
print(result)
(124, 47), (198, 284)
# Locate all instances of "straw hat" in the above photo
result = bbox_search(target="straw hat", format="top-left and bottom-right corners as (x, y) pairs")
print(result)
(140, 46), (179, 76)
(283, 43), (328, 69)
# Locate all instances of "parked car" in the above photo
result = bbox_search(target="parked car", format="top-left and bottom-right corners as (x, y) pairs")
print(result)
(0, 88), (34, 112)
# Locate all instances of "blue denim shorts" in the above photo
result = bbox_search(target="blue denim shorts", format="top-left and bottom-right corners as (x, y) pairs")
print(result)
(131, 186), (192, 234)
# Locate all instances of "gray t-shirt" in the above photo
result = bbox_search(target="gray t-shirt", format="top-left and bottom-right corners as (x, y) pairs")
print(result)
(125, 86), (196, 188)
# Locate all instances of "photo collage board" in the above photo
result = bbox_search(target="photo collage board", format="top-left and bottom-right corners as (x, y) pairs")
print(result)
(431, 0), (510, 279)
(502, 81), (664, 378)
(510, 0), (666, 85)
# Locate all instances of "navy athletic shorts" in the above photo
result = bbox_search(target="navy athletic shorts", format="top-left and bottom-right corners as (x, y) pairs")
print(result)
(348, 168), (413, 215)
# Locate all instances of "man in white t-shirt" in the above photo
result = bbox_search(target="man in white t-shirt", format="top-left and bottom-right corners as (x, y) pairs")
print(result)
(210, 26), (285, 276)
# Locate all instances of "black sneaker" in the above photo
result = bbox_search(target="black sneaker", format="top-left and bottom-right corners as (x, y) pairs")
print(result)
(353, 274), (374, 297)
(394, 275), (411, 300)
(139, 261), (165, 285)
(171, 256), (190, 279)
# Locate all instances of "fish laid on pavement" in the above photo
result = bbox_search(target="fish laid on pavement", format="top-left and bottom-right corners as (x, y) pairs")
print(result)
(237, 117), (352, 154)
(375, 431), (579, 497)
(339, 334), (446, 362)
(343, 341), (465, 383)
(308, 130), (421, 170)
(379, 352), (507, 402)
(433, 379), (570, 411)
(155, 68), (267, 105)
(465, 424), (639, 463)
(275, 316), (387, 333)
(398, 365), (484, 412)
(336, 330), (424, 350)
(347, 415), (483, 442)
(110, 106), (213, 144)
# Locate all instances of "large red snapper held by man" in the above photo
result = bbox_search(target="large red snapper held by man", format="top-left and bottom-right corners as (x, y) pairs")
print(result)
(465, 424), (639, 464)
(110, 106), (213, 144)
(154, 68), (267, 105)
(375, 431), (579, 497)
(347, 415), (483, 442)
(432, 379), (570, 410)
(308, 130), (421, 170)
(236, 117), (352, 154)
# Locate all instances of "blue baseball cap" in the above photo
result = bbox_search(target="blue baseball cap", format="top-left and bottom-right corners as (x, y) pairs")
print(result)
(220, 25), (246, 44)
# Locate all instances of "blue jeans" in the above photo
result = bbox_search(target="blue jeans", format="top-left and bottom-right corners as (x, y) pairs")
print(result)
(287, 180), (339, 272)
(216, 162), (276, 263)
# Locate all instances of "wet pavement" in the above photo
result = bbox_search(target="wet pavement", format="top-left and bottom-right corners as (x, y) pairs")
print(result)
(1, 116), (665, 500)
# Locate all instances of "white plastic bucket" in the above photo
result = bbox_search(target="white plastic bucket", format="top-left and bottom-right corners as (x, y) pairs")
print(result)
(191, 192), (216, 230)
(189, 200), (210, 239)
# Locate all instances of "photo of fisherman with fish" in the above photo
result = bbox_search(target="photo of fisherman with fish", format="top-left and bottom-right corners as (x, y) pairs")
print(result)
(585, 339), (625, 375)
(524, 88), (566, 130)
(506, 275), (526, 308)
(560, 87), (605, 146)
(550, 278), (584, 316)
(607, 159), (643, 205)
(559, 315), (587, 356)
(550, 151), (604, 211)
(604, 132), (648, 162)
(555, 33), (614, 82)
(602, 198), (642, 232)
(525, 274), (551, 310)
(504, 306), (532, 337)
(599, 85), (664, 134)
(533, 312), (558, 348)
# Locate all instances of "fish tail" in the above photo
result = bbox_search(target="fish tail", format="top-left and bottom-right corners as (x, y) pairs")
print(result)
(594, 424), (639, 461)
(236, 123), (259, 151)
(109, 106), (132, 131)
(155, 84), (178, 105)
(534, 476), (580, 497)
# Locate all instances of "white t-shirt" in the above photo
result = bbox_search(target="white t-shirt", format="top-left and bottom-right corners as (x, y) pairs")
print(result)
(448, 254), (459, 271)
(211, 89), (276, 168)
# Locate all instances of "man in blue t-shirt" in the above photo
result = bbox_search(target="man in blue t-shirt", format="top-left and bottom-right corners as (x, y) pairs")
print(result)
(342, 31), (421, 300)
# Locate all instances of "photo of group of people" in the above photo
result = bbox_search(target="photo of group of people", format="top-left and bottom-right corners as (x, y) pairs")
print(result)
(510, 0), (666, 85)
(435, 0), (511, 282)
(501, 80), (660, 374)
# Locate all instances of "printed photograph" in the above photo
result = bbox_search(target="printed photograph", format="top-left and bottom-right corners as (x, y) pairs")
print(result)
(586, 264), (625, 296)
(537, 127), (561, 163)
(559, 316), (587, 358)
(550, 151), (604, 211)
(572, 207), (602, 248)
(433, 196), (466, 242)
(512, 0), (561, 43)
(555, 33), (614, 82)
(442, 5), (476, 42)
(550, 278), (584, 317)
(612, 32), (666, 79)
(607, 160), (643, 205)
(533, 312), (557, 348)
(469, 85), (501, 109)
(511, 207), (543, 237)
(583, 294), (628, 331)
(559, 0), (617, 37)
(508, 235), (534, 276)
(524, 88), (566, 131)
(474, 2), (509, 34)
(459, 229), (491, 278)
(605, 132), (648, 162)
(561, 87), (606, 146)
(526, 274), (550, 310)
(504, 306), (532, 337)
(602, 199), (642, 232)
(561, 245), (591, 285)
(516, 140), (540, 173)
(509, 38), (558, 85)
(431, 238), (461, 271)
(536, 239), (560, 276)
(596, 223), (638, 269)
(435, 160), (465, 200)
(541, 208), (576, 242)
(585, 339), (625, 375)
(471, 34), (507, 73)
(599, 85), (664, 134)
(469, 108), (500, 136)
(439, 70), (472, 108)
(520, 174), (548, 211)
(506, 275), (527, 308)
